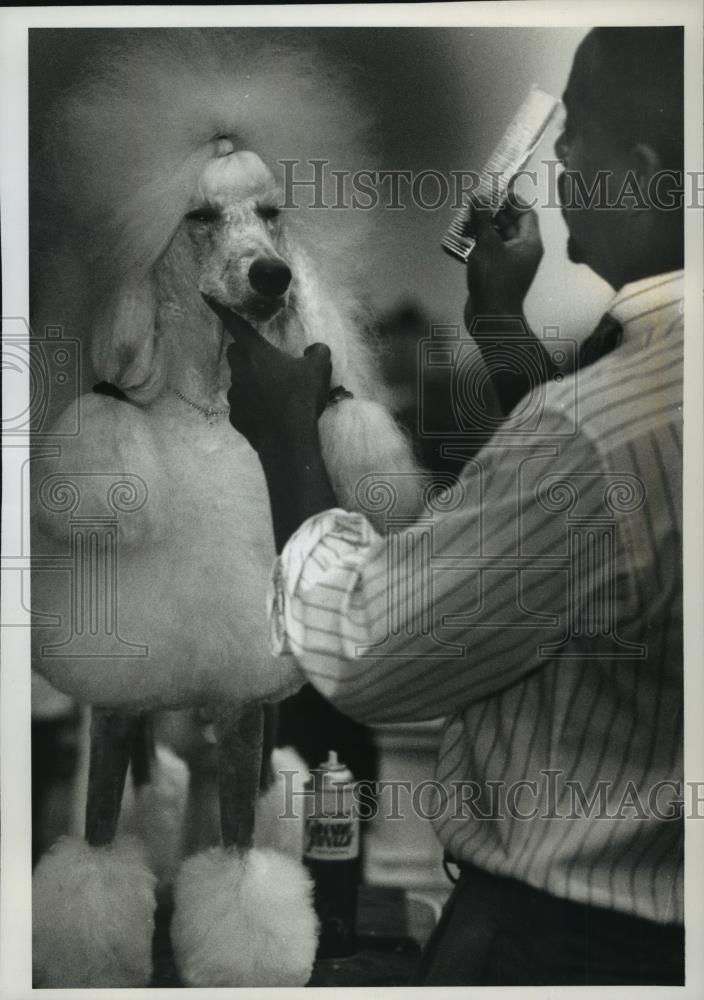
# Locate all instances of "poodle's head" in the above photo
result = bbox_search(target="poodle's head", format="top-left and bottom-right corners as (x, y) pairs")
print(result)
(35, 30), (381, 403)
(164, 142), (292, 325)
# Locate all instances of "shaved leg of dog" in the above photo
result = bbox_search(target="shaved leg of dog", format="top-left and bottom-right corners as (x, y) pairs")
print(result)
(171, 704), (318, 986)
(33, 709), (156, 987)
(217, 704), (263, 849)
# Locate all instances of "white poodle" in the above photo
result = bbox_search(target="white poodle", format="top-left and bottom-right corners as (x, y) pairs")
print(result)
(31, 30), (420, 988)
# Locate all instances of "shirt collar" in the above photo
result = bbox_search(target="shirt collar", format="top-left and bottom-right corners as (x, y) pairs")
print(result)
(608, 269), (684, 342)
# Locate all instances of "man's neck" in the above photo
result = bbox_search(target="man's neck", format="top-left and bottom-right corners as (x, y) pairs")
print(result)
(599, 233), (683, 292)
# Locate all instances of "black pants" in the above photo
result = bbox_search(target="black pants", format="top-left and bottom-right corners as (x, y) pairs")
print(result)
(415, 862), (684, 986)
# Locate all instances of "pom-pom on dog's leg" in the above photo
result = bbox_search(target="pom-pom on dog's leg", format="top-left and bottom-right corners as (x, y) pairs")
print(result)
(32, 835), (156, 988)
(171, 703), (318, 987)
(32, 709), (156, 987)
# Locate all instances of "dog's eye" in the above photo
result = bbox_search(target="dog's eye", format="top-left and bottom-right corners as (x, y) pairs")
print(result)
(186, 207), (220, 224)
(257, 205), (280, 221)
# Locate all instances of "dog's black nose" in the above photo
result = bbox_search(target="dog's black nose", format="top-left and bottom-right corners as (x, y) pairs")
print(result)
(248, 258), (292, 297)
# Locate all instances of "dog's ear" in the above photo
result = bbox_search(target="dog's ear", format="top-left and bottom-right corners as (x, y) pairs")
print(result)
(91, 275), (166, 404)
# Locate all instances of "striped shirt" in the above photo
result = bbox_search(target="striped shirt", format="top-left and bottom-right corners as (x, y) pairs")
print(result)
(268, 270), (684, 925)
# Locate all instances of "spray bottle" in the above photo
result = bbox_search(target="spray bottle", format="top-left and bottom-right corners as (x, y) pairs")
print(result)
(303, 750), (360, 958)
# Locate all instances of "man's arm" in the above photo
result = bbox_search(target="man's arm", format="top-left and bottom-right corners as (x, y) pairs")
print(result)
(207, 304), (617, 729)
(206, 298), (337, 553)
(266, 416), (614, 726)
(258, 423), (336, 555)
(464, 199), (560, 416)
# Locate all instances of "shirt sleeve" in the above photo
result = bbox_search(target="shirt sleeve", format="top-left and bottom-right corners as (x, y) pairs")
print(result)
(267, 408), (638, 725)
(269, 507), (384, 659)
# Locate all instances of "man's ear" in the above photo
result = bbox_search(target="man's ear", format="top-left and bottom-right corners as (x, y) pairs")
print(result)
(630, 144), (684, 214)
(612, 143), (663, 213)
(630, 143), (662, 198)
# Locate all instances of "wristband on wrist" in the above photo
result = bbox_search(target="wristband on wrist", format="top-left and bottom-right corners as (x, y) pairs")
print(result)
(327, 385), (354, 406)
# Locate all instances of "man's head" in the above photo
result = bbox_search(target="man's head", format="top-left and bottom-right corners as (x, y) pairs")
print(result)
(555, 27), (684, 288)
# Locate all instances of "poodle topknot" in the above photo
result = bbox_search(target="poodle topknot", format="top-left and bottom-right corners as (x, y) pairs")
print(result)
(34, 29), (380, 407)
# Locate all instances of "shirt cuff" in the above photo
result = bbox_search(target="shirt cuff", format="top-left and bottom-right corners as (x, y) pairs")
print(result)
(267, 508), (381, 657)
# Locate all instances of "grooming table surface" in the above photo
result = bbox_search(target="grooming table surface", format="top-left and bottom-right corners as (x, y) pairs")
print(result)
(152, 884), (437, 987)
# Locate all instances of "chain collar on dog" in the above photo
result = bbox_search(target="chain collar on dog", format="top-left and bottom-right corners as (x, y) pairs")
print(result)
(173, 385), (352, 425)
(173, 388), (229, 427)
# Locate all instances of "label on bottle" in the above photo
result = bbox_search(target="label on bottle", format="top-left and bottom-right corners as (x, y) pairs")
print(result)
(303, 785), (359, 861)
(304, 816), (360, 860)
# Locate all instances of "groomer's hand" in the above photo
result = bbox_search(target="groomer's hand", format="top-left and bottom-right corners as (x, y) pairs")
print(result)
(464, 192), (543, 326)
(203, 296), (337, 552)
(204, 296), (332, 453)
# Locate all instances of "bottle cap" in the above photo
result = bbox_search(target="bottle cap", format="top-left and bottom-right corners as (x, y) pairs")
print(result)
(312, 749), (354, 786)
